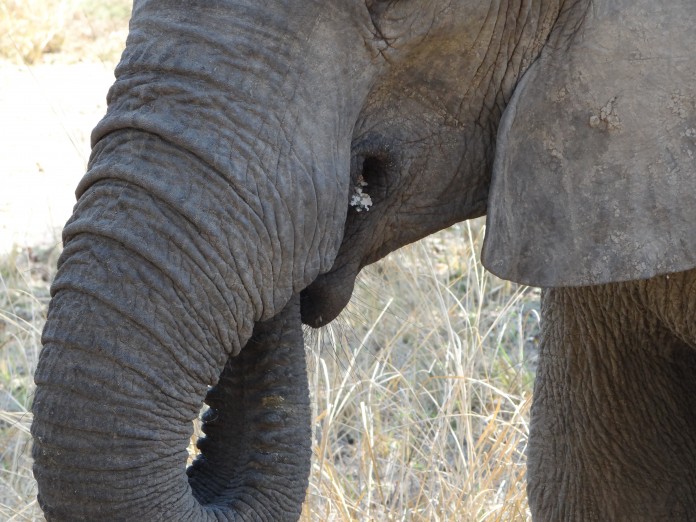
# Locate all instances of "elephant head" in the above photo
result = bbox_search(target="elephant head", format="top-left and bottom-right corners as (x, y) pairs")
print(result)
(31, 0), (696, 520)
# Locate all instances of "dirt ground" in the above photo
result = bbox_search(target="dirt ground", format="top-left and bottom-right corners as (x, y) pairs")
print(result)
(0, 59), (115, 254)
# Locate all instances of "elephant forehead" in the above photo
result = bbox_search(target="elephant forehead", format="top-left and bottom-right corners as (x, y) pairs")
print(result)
(483, 0), (696, 287)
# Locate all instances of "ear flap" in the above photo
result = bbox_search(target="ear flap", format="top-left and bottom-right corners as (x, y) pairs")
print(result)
(482, 0), (696, 287)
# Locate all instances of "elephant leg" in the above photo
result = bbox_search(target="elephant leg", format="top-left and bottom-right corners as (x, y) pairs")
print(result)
(634, 270), (696, 347)
(528, 276), (696, 521)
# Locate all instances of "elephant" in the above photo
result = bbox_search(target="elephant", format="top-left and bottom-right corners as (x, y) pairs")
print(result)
(30, 0), (696, 520)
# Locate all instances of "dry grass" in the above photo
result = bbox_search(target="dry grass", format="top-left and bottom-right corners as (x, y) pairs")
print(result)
(0, 223), (539, 522)
(0, 246), (59, 521)
(0, 0), (131, 65)
(301, 221), (538, 521)
(1, 2), (539, 520)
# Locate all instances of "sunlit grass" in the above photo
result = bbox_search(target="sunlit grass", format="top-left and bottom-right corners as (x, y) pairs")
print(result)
(301, 220), (538, 521)
(0, 223), (539, 521)
(0, 246), (59, 522)
(0, 0), (130, 65)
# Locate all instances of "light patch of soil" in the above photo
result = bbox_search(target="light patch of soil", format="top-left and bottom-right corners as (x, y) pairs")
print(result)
(0, 59), (115, 253)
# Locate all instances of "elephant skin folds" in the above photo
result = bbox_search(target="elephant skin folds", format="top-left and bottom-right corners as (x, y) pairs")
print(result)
(30, 0), (696, 521)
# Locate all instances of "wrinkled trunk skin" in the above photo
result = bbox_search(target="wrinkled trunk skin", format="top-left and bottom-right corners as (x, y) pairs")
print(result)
(31, 1), (375, 520)
(528, 270), (696, 521)
(34, 291), (309, 520)
(187, 295), (310, 517)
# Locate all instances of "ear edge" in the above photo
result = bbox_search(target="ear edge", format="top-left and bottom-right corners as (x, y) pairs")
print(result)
(482, 0), (696, 286)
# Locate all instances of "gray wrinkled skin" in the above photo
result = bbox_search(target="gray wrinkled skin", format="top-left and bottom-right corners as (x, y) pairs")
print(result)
(484, 0), (696, 286)
(530, 270), (696, 520)
(30, 0), (696, 520)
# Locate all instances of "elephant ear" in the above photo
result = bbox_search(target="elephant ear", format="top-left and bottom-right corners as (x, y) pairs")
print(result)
(482, 0), (696, 287)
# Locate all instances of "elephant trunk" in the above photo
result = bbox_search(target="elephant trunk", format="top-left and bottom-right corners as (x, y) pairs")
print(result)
(187, 295), (311, 517)
(33, 274), (309, 520)
(31, 127), (313, 520)
(30, 32), (318, 512)
(31, 2), (376, 518)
